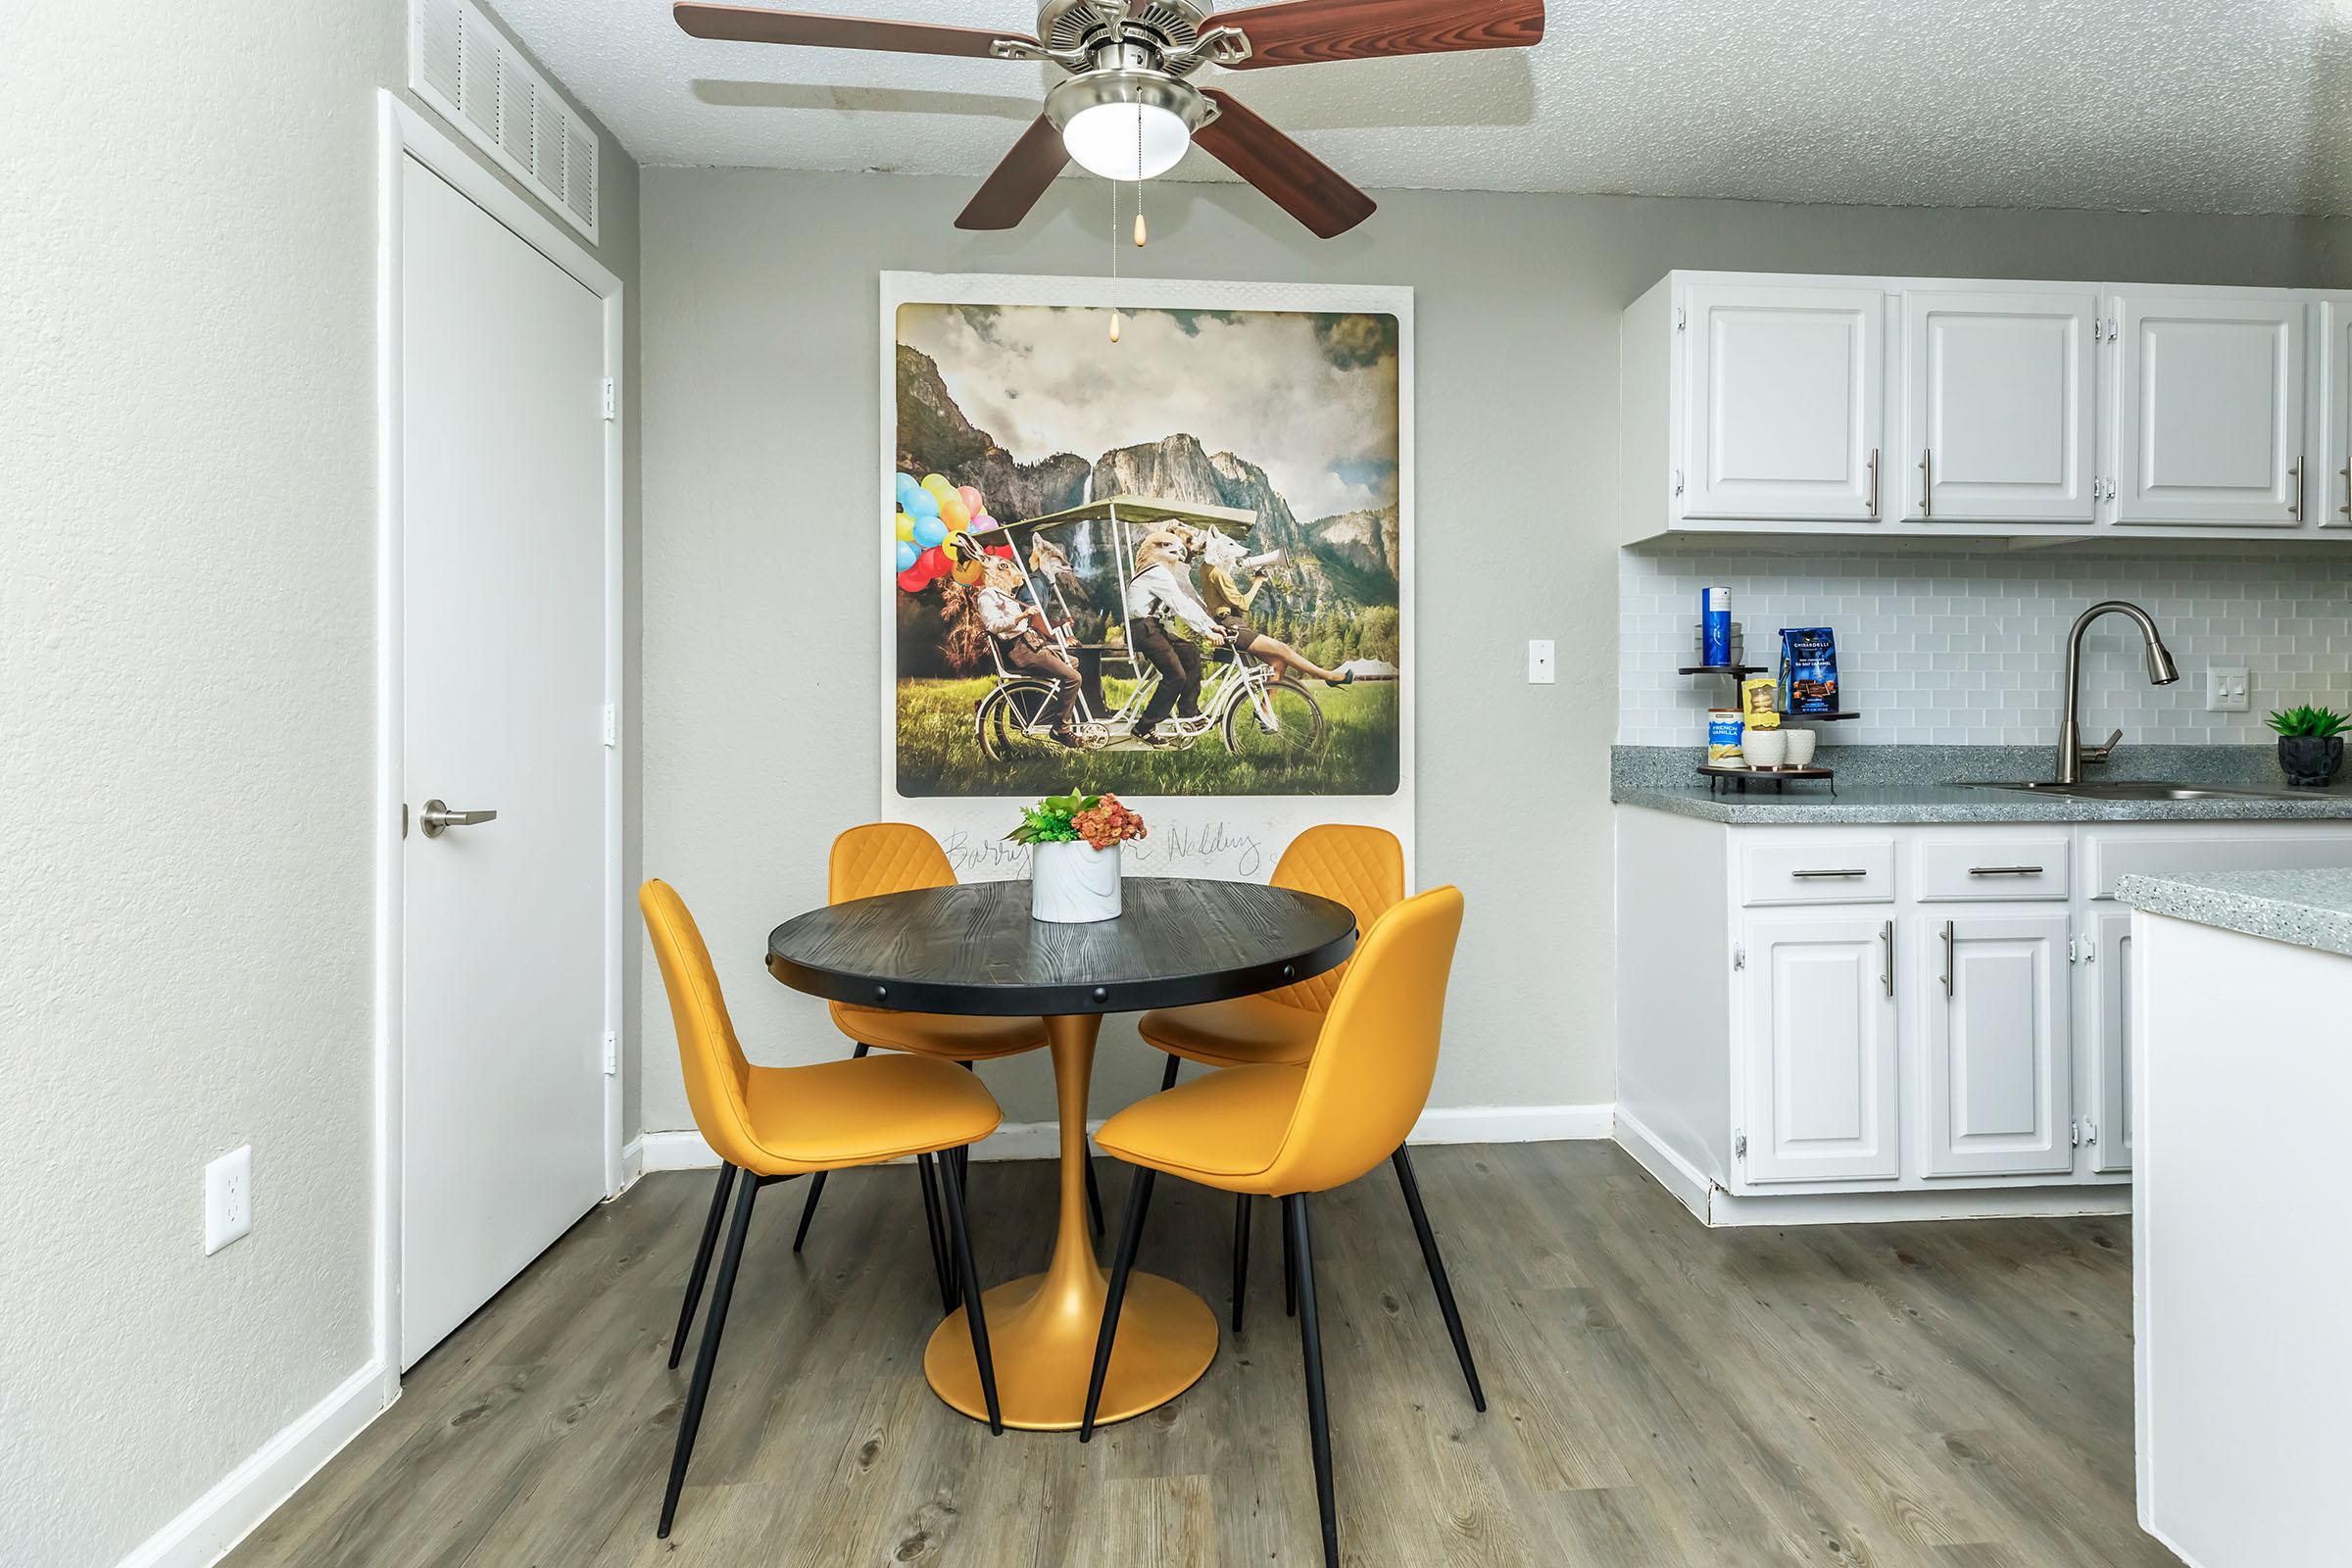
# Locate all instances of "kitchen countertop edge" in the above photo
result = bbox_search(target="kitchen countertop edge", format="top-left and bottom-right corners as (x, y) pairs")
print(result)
(2115, 869), (2352, 958)
(1612, 785), (2352, 826)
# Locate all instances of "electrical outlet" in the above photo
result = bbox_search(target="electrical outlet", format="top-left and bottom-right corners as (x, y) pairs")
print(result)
(2207, 666), (2251, 712)
(1527, 639), (1556, 684)
(205, 1145), (252, 1255)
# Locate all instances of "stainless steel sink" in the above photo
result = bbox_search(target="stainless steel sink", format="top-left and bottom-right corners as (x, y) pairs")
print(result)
(1963, 780), (2305, 802)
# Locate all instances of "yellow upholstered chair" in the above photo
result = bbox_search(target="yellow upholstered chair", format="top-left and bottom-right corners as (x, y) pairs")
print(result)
(1081, 887), (1479, 1568)
(1137, 824), (1405, 1086)
(1136, 824), (1405, 1330)
(642, 879), (1005, 1541)
(785, 824), (1103, 1262)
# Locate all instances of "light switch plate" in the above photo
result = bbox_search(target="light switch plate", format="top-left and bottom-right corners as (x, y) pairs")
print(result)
(2207, 666), (2250, 711)
(205, 1145), (252, 1255)
(1527, 639), (1556, 684)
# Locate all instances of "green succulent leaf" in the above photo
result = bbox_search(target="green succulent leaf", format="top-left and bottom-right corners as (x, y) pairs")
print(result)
(2267, 706), (2352, 738)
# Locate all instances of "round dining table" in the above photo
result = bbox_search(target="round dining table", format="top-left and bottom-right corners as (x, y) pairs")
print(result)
(766, 874), (1357, 1431)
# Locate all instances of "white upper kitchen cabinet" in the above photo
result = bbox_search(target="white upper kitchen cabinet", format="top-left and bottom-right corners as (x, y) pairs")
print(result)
(1901, 290), (2098, 524)
(2111, 289), (2306, 527)
(2309, 296), (2352, 530)
(1919, 912), (2074, 1178)
(1681, 282), (1885, 522)
(1740, 914), (1900, 1184)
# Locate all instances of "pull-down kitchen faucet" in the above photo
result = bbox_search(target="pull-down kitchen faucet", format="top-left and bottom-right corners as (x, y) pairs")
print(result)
(2055, 600), (2180, 784)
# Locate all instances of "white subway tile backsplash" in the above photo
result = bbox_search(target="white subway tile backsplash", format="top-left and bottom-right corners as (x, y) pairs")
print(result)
(1618, 548), (2352, 746)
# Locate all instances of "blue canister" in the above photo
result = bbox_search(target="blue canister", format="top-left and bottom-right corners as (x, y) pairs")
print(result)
(1707, 709), (1744, 763)
(1701, 587), (1732, 665)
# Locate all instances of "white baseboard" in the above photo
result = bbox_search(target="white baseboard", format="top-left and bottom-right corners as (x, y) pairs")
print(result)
(612, 1133), (647, 1194)
(1612, 1108), (1714, 1222)
(115, 1359), (396, 1568)
(1613, 1110), (2133, 1228)
(634, 1102), (1612, 1173)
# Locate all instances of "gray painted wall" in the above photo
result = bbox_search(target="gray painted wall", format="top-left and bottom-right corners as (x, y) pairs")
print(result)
(638, 165), (2352, 1138)
(0, 1), (639, 1560)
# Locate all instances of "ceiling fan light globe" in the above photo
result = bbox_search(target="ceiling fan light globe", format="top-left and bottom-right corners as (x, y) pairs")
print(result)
(1063, 102), (1190, 180)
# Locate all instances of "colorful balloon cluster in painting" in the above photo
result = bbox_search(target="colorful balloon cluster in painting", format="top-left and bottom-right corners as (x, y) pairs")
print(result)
(893, 472), (1012, 593)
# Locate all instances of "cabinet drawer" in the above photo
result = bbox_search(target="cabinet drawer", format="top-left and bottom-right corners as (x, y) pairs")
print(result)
(2084, 829), (2352, 899)
(1914, 836), (2071, 902)
(1741, 839), (1895, 906)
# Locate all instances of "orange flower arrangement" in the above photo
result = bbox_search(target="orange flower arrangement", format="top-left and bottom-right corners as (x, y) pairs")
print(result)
(1071, 793), (1146, 851)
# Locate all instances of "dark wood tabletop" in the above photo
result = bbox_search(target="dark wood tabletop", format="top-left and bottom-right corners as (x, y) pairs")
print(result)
(765, 876), (1358, 1016)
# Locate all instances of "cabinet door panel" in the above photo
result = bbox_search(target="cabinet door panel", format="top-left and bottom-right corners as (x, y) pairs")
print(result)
(2087, 907), (2133, 1174)
(2114, 292), (2305, 526)
(1922, 913), (2074, 1177)
(1740, 915), (1899, 1184)
(1902, 290), (2096, 522)
(1684, 284), (1885, 521)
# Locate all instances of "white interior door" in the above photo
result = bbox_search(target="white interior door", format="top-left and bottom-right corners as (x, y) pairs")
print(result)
(400, 154), (610, 1368)
(1682, 283), (1886, 521)
(1740, 915), (1899, 1184)
(1921, 913), (2073, 1177)
(2112, 291), (2305, 526)
(1902, 289), (2097, 523)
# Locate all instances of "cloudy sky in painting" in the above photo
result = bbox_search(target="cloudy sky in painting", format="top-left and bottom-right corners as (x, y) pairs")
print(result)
(899, 304), (1400, 522)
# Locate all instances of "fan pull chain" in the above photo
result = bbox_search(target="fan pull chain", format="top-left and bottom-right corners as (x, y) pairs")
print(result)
(1133, 106), (1148, 247)
(1107, 162), (1120, 343)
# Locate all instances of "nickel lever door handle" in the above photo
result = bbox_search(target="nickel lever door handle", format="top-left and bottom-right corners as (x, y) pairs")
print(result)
(419, 799), (499, 838)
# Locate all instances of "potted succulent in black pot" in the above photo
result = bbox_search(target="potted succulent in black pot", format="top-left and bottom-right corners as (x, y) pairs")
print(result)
(2266, 706), (2351, 787)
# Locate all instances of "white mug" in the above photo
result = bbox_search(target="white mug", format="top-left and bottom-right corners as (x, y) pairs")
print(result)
(1784, 728), (1818, 767)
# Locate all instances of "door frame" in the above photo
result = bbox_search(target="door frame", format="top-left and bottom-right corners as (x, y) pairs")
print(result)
(374, 93), (625, 1380)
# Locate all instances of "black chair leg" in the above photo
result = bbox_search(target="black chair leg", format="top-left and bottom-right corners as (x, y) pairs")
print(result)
(1286, 1194), (1340, 1568)
(1283, 1200), (1298, 1318)
(1159, 1054), (1182, 1092)
(1085, 1150), (1106, 1237)
(932, 1152), (1004, 1435)
(1080, 1166), (1157, 1442)
(1229, 1192), (1251, 1334)
(659, 1171), (760, 1538)
(1391, 1147), (1486, 1412)
(670, 1163), (737, 1369)
(790, 1042), (867, 1252)
(915, 1150), (958, 1312)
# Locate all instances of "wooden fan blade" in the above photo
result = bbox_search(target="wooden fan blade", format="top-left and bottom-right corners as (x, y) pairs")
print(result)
(673, 4), (1038, 59)
(1192, 91), (1374, 238)
(956, 117), (1071, 230)
(1206, 0), (1543, 69)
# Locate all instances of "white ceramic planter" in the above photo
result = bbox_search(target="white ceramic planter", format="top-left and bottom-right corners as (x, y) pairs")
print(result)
(1031, 840), (1122, 923)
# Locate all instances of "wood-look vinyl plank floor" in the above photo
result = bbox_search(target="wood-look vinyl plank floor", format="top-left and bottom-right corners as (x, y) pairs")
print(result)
(225, 1143), (2172, 1567)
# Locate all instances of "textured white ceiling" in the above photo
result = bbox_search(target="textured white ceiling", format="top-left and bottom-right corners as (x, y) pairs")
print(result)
(494, 0), (2352, 215)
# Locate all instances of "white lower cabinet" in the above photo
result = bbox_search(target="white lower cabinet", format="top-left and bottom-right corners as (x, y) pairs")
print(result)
(1919, 911), (2073, 1177)
(1616, 811), (2352, 1222)
(1740, 916), (1898, 1183)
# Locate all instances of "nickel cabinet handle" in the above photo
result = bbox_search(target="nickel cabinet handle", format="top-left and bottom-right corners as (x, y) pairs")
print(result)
(1790, 867), (1869, 879)
(1940, 919), (1956, 997)
(2338, 461), (2349, 519)
(1919, 447), (1933, 518)
(1881, 919), (1893, 997)
(2289, 457), (2306, 522)
(1966, 864), (2044, 877)
(1866, 447), (1880, 516)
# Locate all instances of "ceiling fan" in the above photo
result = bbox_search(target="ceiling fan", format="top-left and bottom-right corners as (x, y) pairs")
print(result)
(673, 0), (1545, 238)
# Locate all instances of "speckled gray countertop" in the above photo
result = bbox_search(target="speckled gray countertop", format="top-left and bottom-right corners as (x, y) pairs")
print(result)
(2117, 869), (2352, 957)
(1611, 745), (2352, 825)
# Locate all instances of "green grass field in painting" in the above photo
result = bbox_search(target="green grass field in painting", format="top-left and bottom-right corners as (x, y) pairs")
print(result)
(894, 676), (1400, 798)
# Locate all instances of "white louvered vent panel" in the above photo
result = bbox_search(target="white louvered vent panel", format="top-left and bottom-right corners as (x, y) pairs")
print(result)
(498, 58), (534, 164)
(564, 126), (597, 227)
(409, 0), (599, 245)
(535, 94), (567, 198)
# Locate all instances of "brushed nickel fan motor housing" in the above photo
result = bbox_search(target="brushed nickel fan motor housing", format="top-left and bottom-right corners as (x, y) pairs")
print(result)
(1035, 0), (1212, 72)
(1043, 66), (1216, 139)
